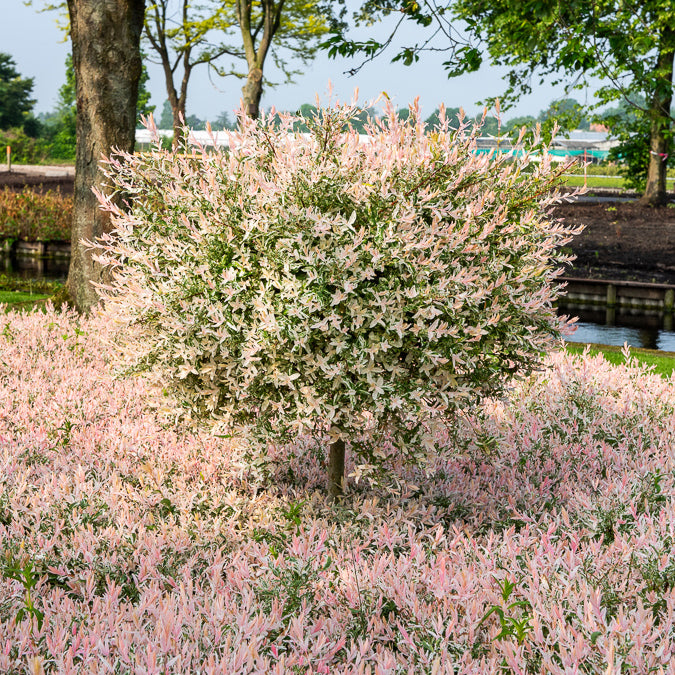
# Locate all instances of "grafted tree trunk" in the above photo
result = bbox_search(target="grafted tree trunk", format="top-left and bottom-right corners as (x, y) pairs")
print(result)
(327, 437), (345, 501)
(640, 27), (675, 207)
(66, 0), (146, 312)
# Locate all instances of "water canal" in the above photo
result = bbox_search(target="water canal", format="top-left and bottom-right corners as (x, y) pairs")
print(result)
(560, 307), (675, 351)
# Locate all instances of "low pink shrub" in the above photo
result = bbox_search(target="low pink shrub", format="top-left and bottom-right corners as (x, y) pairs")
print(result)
(1, 306), (674, 672)
(91, 101), (581, 490)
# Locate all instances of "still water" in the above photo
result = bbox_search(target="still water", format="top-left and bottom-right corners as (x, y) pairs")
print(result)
(560, 306), (675, 352)
(1, 255), (68, 281)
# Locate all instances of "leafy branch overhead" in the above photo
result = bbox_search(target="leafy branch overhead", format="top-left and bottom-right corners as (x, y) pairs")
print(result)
(322, 0), (675, 204)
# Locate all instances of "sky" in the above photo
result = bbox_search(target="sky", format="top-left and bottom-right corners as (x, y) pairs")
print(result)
(2, 0), (601, 125)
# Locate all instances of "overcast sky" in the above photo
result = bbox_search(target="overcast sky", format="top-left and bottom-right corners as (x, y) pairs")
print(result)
(3, 0), (601, 124)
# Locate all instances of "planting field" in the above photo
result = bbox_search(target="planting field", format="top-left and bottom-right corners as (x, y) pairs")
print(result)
(1, 305), (674, 673)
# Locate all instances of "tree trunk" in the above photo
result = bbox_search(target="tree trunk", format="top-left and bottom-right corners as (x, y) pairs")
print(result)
(241, 67), (263, 119)
(66, 0), (146, 312)
(640, 27), (675, 207)
(327, 436), (345, 501)
(160, 65), (183, 145)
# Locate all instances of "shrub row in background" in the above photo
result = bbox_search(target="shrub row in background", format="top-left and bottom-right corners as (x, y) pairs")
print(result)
(0, 187), (72, 242)
(0, 128), (53, 165)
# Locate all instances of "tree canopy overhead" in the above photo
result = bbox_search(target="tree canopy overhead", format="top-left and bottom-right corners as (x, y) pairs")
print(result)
(0, 53), (36, 130)
(453, 0), (675, 204)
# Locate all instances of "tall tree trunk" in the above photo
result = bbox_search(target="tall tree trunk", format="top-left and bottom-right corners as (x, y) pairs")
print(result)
(159, 64), (184, 144)
(171, 63), (191, 146)
(241, 67), (263, 119)
(169, 88), (187, 147)
(327, 436), (345, 501)
(236, 0), (284, 120)
(640, 27), (675, 207)
(66, 0), (146, 312)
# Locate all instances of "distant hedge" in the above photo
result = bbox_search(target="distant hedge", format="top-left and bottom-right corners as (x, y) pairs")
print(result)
(0, 187), (72, 242)
(0, 128), (52, 164)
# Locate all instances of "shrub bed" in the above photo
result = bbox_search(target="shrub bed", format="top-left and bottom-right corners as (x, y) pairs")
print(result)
(1, 306), (674, 673)
(0, 187), (72, 242)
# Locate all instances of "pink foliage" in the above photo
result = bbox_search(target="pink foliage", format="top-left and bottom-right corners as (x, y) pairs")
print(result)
(1, 305), (674, 672)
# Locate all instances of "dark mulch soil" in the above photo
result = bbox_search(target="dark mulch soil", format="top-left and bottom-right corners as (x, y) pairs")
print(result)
(0, 171), (74, 195)
(553, 200), (675, 285)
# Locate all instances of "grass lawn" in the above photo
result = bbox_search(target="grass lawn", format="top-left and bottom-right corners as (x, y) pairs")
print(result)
(562, 174), (675, 190)
(0, 277), (63, 312)
(562, 175), (627, 189)
(0, 289), (50, 310)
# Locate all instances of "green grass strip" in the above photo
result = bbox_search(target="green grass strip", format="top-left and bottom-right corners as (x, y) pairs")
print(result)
(562, 175), (675, 189)
(562, 176), (626, 189)
(0, 290), (51, 311)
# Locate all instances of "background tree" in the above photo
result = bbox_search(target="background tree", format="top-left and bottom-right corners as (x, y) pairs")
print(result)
(65, 0), (146, 311)
(144, 0), (240, 140)
(38, 53), (153, 159)
(158, 99), (174, 127)
(230, 0), (336, 119)
(0, 53), (36, 130)
(602, 97), (651, 191)
(325, 0), (675, 205)
(538, 98), (591, 132)
(212, 109), (236, 129)
(39, 55), (77, 160)
(452, 0), (675, 205)
(145, 0), (340, 136)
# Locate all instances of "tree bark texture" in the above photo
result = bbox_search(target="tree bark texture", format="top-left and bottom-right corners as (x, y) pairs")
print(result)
(241, 68), (263, 119)
(66, 0), (146, 312)
(640, 27), (675, 207)
(328, 437), (345, 501)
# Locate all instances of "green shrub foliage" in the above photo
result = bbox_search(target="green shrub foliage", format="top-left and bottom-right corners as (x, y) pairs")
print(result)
(92, 102), (581, 481)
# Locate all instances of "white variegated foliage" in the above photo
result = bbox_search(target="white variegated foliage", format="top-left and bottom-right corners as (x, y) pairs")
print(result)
(91, 101), (581, 475)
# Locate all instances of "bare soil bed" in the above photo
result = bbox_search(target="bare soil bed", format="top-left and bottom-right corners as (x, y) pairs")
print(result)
(2, 170), (673, 285)
(553, 198), (675, 285)
(0, 168), (74, 195)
